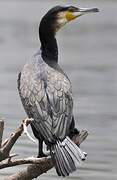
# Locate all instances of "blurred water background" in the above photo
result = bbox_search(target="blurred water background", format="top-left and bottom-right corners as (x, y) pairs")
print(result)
(0, 0), (117, 179)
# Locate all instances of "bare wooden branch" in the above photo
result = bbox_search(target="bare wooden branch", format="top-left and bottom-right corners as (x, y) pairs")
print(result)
(0, 118), (33, 161)
(0, 118), (88, 180)
(6, 130), (88, 180)
(0, 119), (4, 148)
(6, 158), (53, 180)
(72, 129), (89, 146)
(0, 156), (51, 170)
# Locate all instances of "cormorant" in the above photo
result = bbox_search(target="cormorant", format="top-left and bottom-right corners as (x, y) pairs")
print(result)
(18, 5), (99, 176)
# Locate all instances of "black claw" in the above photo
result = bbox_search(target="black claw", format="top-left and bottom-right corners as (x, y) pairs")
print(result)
(37, 152), (47, 158)
(68, 128), (80, 139)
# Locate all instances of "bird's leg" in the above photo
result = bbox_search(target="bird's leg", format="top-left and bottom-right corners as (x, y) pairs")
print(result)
(68, 116), (80, 139)
(30, 123), (47, 157)
(37, 139), (47, 158)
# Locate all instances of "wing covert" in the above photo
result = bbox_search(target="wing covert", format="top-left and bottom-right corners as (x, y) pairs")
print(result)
(18, 57), (73, 142)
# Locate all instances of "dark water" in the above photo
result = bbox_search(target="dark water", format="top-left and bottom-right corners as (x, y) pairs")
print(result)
(0, 0), (117, 179)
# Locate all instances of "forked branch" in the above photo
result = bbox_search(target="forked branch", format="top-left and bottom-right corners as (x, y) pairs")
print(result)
(0, 118), (88, 180)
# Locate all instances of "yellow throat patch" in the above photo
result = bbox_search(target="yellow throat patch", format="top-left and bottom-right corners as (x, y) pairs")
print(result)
(66, 11), (78, 21)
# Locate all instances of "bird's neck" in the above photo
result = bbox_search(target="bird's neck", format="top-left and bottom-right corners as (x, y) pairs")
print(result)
(39, 22), (58, 64)
(41, 37), (58, 63)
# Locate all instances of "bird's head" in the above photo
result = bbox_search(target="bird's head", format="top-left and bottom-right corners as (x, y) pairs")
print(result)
(40, 5), (99, 33)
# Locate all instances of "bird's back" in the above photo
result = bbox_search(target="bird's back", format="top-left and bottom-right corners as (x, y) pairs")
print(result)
(18, 52), (73, 143)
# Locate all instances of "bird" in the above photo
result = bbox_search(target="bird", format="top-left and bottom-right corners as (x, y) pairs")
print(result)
(18, 5), (99, 176)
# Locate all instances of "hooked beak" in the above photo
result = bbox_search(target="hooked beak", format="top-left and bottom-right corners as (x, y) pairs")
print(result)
(66, 7), (99, 21)
(78, 7), (99, 15)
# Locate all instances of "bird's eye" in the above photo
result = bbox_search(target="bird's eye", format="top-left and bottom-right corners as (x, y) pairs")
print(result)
(68, 6), (79, 12)
(68, 7), (74, 12)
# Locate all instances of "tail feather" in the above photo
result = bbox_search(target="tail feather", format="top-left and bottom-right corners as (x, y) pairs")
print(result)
(65, 143), (81, 167)
(61, 144), (75, 173)
(54, 144), (68, 176)
(64, 137), (85, 164)
(51, 136), (87, 176)
(56, 142), (75, 174)
(53, 148), (61, 176)
(66, 137), (85, 159)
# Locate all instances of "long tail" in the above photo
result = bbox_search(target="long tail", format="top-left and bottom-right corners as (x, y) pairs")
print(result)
(50, 136), (87, 177)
